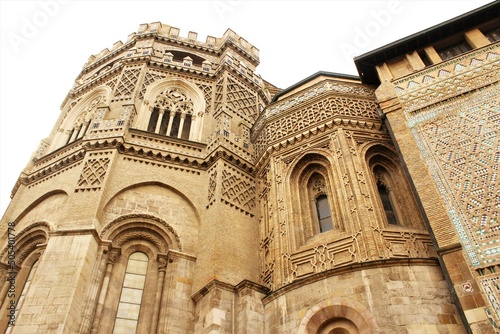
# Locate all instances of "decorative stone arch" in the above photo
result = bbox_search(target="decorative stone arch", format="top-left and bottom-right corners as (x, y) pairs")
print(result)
(13, 190), (67, 232)
(297, 297), (379, 334)
(100, 213), (182, 252)
(0, 221), (50, 267)
(136, 78), (206, 142)
(0, 222), (50, 333)
(94, 214), (180, 334)
(50, 86), (112, 151)
(286, 150), (346, 248)
(362, 143), (425, 229)
(100, 180), (202, 224)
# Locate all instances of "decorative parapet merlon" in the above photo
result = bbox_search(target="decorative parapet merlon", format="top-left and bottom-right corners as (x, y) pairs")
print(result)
(85, 22), (260, 69)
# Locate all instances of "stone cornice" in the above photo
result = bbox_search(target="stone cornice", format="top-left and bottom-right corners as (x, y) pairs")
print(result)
(205, 144), (255, 175)
(191, 279), (268, 303)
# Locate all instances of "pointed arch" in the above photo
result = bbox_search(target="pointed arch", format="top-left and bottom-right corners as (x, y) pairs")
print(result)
(50, 86), (112, 151)
(363, 143), (425, 229)
(286, 150), (346, 249)
(136, 78), (206, 142)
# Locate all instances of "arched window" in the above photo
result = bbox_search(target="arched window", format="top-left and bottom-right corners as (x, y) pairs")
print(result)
(48, 91), (110, 152)
(316, 194), (333, 232)
(309, 175), (333, 233)
(113, 252), (148, 334)
(377, 182), (398, 225)
(289, 153), (344, 249)
(147, 88), (194, 140)
(5, 261), (39, 334)
(365, 145), (425, 229)
(372, 165), (402, 227)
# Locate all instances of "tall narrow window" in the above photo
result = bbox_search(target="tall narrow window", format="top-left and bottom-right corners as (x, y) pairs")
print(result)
(159, 111), (170, 135)
(5, 261), (39, 334)
(170, 113), (181, 137)
(113, 252), (148, 334)
(146, 88), (195, 140)
(181, 114), (192, 140)
(147, 108), (159, 133)
(377, 183), (398, 225)
(316, 194), (333, 233)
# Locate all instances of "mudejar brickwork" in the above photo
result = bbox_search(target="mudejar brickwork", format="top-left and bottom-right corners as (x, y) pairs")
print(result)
(0, 2), (499, 333)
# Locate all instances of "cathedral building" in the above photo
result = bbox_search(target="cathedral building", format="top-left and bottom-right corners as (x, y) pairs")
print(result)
(0, 2), (499, 333)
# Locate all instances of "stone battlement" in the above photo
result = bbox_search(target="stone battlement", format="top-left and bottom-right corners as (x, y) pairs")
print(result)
(85, 22), (260, 67)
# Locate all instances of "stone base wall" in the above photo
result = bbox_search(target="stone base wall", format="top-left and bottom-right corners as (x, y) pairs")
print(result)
(264, 264), (465, 334)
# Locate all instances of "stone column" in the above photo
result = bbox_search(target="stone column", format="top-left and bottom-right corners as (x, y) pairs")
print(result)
(150, 255), (167, 333)
(166, 111), (176, 136)
(69, 125), (80, 143)
(154, 110), (165, 134)
(177, 113), (186, 139)
(77, 122), (88, 139)
(90, 248), (120, 334)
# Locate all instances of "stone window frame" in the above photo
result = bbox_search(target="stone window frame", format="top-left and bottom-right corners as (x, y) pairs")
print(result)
(95, 216), (178, 334)
(49, 86), (111, 152)
(95, 241), (167, 334)
(146, 88), (195, 140)
(364, 144), (425, 230)
(287, 152), (347, 249)
(136, 78), (206, 142)
(0, 223), (49, 333)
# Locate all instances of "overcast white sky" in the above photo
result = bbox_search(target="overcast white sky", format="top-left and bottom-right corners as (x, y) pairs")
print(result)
(0, 0), (493, 215)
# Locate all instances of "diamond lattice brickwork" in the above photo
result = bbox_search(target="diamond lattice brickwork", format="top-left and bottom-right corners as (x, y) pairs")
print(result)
(76, 158), (110, 191)
(415, 85), (500, 264)
(221, 164), (255, 215)
(114, 67), (141, 99)
(226, 76), (257, 122)
(139, 71), (166, 100)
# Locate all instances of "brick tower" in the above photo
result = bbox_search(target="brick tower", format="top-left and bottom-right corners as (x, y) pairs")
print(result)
(1, 3), (499, 333)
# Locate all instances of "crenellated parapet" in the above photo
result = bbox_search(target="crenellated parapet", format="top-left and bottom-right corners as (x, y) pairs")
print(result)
(81, 22), (259, 76)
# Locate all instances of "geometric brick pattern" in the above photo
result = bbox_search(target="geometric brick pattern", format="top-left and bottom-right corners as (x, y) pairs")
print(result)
(207, 168), (217, 207)
(214, 76), (224, 113)
(196, 83), (213, 114)
(221, 164), (255, 215)
(413, 84), (500, 266)
(76, 158), (110, 191)
(139, 70), (166, 100)
(394, 44), (499, 94)
(253, 96), (378, 158)
(114, 67), (141, 99)
(399, 49), (499, 114)
(226, 75), (257, 123)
